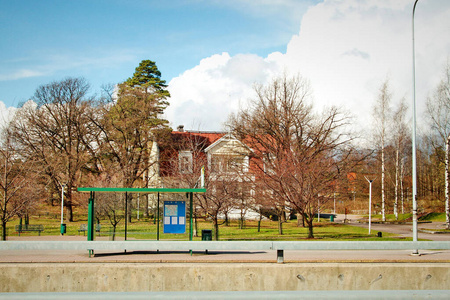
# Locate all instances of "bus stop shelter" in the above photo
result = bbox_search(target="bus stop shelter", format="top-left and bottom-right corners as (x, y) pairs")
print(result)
(77, 187), (206, 241)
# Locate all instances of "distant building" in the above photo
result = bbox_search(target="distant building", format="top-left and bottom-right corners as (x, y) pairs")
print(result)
(150, 126), (261, 220)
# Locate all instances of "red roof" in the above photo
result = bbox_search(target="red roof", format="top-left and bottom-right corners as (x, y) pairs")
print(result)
(172, 131), (225, 147)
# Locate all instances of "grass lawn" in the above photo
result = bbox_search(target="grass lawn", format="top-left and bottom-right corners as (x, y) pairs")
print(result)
(419, 212), (447, 222)
(367, 212), (447, 222)
(4, 215), (406, 241)
(368, 213), (412, 221)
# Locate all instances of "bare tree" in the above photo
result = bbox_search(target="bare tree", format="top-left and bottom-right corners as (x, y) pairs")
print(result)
(0, 125), (41, 240)
(392, 98), (409, 219)
(196, 175), (235, 240)
(11, 78), (96, 222)
(90, 82), (170, 223)
(426, 63), (450, 228)
(158, 131), (244, 240)
(372, 79), (392, 222)
(97, 192), (125, 241)
(158, 131), (211, 237)
(228, 74), (357, 238)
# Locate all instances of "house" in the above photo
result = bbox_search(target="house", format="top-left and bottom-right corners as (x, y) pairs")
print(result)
(151, 126), (261, 220)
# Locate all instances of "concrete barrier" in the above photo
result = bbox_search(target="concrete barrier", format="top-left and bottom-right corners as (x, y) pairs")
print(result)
(0, 262), (449, 292)
(1, 290), (450, 299)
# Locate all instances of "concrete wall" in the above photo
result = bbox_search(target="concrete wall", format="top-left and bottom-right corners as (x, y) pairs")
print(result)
(1, 263), (449, 292)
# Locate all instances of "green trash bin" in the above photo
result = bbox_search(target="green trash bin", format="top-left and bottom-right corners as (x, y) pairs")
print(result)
(202, 229), (212, 241)
(60, 223), (66, 235)
(330, 215), (335, 222)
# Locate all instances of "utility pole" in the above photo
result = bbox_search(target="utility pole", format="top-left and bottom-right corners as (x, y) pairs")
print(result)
(411, 0), (419, 253)
(60, 183), (66, 235)
(365, 177), (375, 235)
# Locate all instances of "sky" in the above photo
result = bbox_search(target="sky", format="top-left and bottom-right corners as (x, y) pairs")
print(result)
(1, 0), (449, 134)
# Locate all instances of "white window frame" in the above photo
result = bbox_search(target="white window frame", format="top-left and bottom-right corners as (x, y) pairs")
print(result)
(179, 150), (193, 174)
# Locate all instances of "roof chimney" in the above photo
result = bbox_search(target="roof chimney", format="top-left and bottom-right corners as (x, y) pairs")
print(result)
(177, 125), (184, 132)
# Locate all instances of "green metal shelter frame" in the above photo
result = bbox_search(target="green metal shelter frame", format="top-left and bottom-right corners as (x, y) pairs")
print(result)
(77, 187), (207, 241)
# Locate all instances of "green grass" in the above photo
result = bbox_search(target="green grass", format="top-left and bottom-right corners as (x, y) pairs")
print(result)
(419, 212), (446, 222)
(369, 213), (412, 222)
(4, 215), (408, 241)
(366, 212), (447, 222)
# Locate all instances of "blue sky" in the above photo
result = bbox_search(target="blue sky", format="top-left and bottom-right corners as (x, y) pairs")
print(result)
(1, 0), (449, 132)
(0, 0), (313, 106)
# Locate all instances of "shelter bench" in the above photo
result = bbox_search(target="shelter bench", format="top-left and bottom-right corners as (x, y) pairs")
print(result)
(15, 224), (44, 236)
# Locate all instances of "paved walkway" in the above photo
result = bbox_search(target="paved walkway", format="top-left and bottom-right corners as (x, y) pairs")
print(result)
(335, 214), (450, 241)
(2, 248), (450, 263)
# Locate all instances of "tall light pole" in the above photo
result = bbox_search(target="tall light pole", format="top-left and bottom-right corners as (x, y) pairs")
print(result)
(411, 0), (419, 250)
(60, 183), (66, 235)
(365, 177), (374, 235)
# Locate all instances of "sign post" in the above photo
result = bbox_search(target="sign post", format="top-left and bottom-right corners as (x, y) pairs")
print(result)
(87, 192), (94, 241)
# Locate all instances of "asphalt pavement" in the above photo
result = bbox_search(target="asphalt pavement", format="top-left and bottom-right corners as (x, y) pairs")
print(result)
(335, 214), (450, 242)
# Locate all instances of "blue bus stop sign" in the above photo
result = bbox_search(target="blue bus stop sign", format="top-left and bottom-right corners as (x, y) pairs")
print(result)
(163, 201), (186, 234)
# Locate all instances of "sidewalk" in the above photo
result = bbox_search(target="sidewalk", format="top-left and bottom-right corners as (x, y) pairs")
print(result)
(334, 214), (450, 242)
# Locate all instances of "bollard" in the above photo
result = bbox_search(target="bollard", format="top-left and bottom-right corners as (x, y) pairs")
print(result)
(277, 249), (284, 264)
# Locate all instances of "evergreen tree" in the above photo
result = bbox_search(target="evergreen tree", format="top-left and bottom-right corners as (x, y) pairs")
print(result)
(126, 60), (170, 97)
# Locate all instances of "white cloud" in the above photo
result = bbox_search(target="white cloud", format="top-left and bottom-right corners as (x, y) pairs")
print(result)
(0, 50), (137, 83)
(166, 52), (281, 130)
(0, 101), (18, 130)
(283, 0), (449, 129)
(167, 0), (450, 133)
(0, 69), (46, 81)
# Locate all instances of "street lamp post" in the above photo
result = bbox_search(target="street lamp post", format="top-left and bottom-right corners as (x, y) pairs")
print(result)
(411, 0), (419, 251)
(365, 177), (374, 235)
(60, 183), (66, 235)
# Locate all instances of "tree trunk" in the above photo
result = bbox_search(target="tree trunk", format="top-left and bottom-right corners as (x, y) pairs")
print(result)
(144, 194), (149, 218)
(65, 202), (73, 223)
(194, 211), (198, 237)
(224, 212), (229, 227)
(278, 212), (283, 235)
(127, 194), (133, 223)
(306, 216), (314, 238)
(213, 216), (219, 241)
(112, 225), (116, 241)
(394, 147), (399, 220)
(296, 213), (304, 227)
(239, 212), (245, 229)
(400, 159), (405, 215)
(64, 187), (74, 222)
(1, 220), (6, 241)
(143, 168), (149, 218)
(446, 135), (450, 229)
(381, 144), (386, 222)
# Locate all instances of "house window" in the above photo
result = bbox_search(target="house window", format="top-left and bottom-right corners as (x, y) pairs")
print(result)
(211, 154), (248, 173)
(263, 154), (276, 174)
(179, 151), (193, 174)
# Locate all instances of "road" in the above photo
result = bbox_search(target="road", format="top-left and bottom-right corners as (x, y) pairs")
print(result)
(335, 214), (450, 241)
